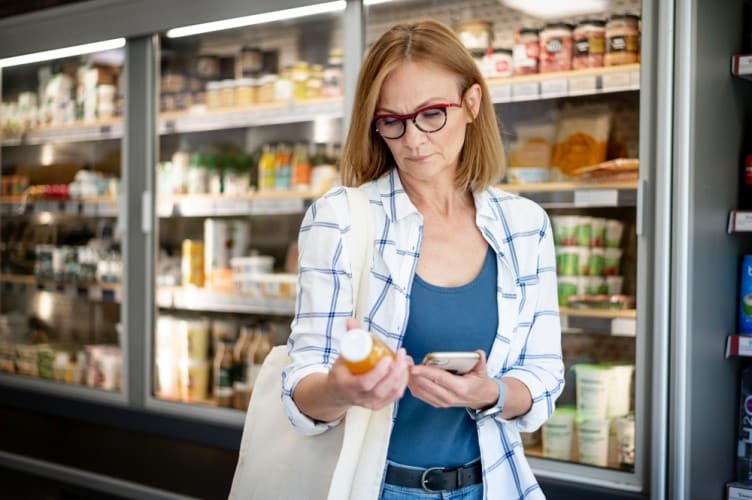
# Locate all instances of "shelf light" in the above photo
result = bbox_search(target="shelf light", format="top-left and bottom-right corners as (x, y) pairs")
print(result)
(499, 0), (608, 19)
(0, 38), (125, 68)
(167, 1), (346, 38)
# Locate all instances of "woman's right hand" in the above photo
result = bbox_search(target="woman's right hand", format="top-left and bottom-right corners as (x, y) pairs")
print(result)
(326, 318), (412, 411)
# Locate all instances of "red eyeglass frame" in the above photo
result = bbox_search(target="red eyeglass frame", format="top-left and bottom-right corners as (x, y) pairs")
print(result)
(372, 100), (464, 124)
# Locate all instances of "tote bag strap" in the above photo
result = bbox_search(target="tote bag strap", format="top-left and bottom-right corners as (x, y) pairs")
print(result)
(344, 187), (373, 322)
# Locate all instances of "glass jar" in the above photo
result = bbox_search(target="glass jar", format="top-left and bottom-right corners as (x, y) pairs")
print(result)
(219, 80), (236, 108)
(605, 14), (640, 66)
(539, 23), (574, 73)
(275, 67), (294, 102)
(240, 46), (263, 77)
(235, 78), (257, 106)
(573, 19), (606, 69)
(513, 28), (539, 75)
(322, 51), (343, 97)
(206, 81), (221, 110)
(292, 62), (310, 101)
(484, 48), (514, 78)
(307, 64), (324, 99)
(257, 74), (278, 103)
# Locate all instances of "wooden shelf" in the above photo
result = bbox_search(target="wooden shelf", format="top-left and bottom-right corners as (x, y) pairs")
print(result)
(501, 180), (638, 194)
(560, 307), (637, 320)
(487, 63), (641, 86)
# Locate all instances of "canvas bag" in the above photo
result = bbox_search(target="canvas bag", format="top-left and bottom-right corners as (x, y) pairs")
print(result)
(229, 187), (393, 500)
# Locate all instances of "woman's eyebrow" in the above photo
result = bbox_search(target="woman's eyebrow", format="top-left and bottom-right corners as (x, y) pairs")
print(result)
(375, 97), (448, 115)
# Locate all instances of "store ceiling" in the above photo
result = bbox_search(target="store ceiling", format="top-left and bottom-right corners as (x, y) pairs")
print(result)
(0, 0), (91, 20)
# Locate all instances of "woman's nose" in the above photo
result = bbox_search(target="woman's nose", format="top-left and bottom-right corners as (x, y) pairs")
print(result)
(401, 119), (426, 146)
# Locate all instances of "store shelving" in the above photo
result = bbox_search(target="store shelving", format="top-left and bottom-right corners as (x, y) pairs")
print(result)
(728, 210), (752, 232)
(560, 307), (637, 337)
(0, 119), (123, 147)
(732, 54), (752, 80)
(502, 180), (638, 208)
(488, 63), (640, 103)
(0, 274), (121, 302)
(157, 190), (318, 217)
(0, 196), (119, 217)
(156, 286), (295, 315)
(726, 334), (752, 357)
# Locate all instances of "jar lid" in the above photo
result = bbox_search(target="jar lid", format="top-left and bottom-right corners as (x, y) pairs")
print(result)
(608, 13), (641, 22)
(518, 27), (540, 36)
(493, 47), (513, 55)
(470, 49), (486, 58)
(543, 22), (574, 31)
(340, 329), (373, 363)
(576, 19), (606, 28)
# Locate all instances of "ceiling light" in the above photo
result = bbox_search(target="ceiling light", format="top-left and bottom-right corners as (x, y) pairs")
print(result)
(166, 1), (347, 38)
(0, 38), (125, 68)
(499, 0), (609, 19)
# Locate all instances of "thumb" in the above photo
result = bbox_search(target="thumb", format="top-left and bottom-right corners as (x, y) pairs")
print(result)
(468, 350), (488, 376)
(345, 317), (362, 331)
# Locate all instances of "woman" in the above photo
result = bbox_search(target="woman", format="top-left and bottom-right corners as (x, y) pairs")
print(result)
(282, 20), (564, 500)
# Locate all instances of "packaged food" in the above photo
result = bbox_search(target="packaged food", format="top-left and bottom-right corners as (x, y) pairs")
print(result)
(484, 48), (514, 78)
(739, 255), (752, 334)
(573, 19), (606, 69)
(257, 74), (278, 103)
(456, 20), (494, 50)
(181, 240), (205, 288)
(577, 418), (610, 466)
(539, 23), (574, 73)
(340, 329), (394, 374)
(204, 219), (232, 286)
(605, 14), (640, 66)
(307, 64), (324, 99)
(214, 341), (234, 407)
(551, 105), (611, 177)
(322, 49), (344, 97)
(507, 121), (556, 183)
(542, 406), (576, 460)
(180, 359), (210, 402)
(573, 364), (611, 420)
(206, 81), (222, 109)
(196, 55), (221, 80)
(292, 62), (310, 101)
(240, 47), (263, 77)
(219, 80), (236, 108)
(235, 78), (257, 106)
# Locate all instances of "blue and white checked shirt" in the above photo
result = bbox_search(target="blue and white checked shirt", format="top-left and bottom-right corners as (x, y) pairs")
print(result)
(283, 168), (564, 500)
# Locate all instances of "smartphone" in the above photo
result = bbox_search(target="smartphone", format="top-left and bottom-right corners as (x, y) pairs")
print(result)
(422, 351), (481, 375)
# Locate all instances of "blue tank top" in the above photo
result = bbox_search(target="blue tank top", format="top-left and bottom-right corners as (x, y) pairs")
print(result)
(387, 247), (498, 468)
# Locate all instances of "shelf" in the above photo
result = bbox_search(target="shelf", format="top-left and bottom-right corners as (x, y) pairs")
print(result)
(157, 286), (295, 316)
(158, 191), (316, 217)
(488, 64), (640, 103)
(159, 97), (343, 134)
(726, 334), (752, 357)
(1, 119), (123, 146)
(0, 197), (119, 218)
(732, 55), (752, 80)
(729, 211), (752, 232)
(560, 307), (637, 337)
(501, 180), (638, 208)
(0, 274), (121, 302)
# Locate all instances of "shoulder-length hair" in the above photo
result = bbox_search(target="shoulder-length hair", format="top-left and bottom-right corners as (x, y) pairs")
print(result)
(341, 19), (506, 192)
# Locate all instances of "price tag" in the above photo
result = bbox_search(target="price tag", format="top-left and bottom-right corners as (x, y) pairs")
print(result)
(511, 82), (539, 101)
(177, 198), (213, 216)
(83, 202), (98, 216)
(65, 201), (80, 215)
(601, 72), (631, 92)
(489, 84), (512, 103)
(568, 75), (598, 95)
(156, 199), (174, 218)
(155, 288), (173, 308)
(574, 189), (619, 207)
(629, 70), (641, 89)
(213, 199), (251, 216)
(540, 79), (568, 98)
(99, 125), (112, 136)
(163, 120), (177, 134)
(612, 318), (637, 337)
(98, 202), (119, 217)
(731, 211), (752, 232)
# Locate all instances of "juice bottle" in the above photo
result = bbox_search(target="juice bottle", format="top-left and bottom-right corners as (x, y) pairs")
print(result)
(258, 144), (276, 192)
(292, 144), (311, 191)
(340, 329), (395, 375)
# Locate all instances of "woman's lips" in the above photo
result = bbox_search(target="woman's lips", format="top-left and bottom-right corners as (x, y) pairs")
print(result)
(405, 154), (432, 162)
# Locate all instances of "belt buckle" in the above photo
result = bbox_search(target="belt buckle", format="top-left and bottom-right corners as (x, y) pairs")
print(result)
(420, 466), (446, 493)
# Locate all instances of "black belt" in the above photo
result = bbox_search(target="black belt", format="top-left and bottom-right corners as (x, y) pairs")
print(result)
(384, 460), (483, 493)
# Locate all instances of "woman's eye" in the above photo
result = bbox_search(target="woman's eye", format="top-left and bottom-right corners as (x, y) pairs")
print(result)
(420, 109), (444, 119)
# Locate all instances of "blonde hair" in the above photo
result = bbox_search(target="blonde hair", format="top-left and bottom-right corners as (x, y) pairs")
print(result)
(341, 19), (506, 192)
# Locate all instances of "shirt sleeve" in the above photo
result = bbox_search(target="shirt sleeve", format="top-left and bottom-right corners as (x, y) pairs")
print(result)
(281, 189), (354, 436)
(501, 212), (565, 433)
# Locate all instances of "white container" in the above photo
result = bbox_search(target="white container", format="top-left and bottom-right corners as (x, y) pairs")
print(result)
(179, 358), (210, 402)
(606, 276), (624, 295)
(542, 406), (576, 460)
(231, 220), (251, 259)
(607, 364), (635, 417)
(605, 219), (625, 248)
(156, 355), (181, 399)
(577, 419), (610, 466)
(231, 255), (274, 275)
(183, 318), (211, 360)
(204, 219), (231, 281)
(574, 364), (611, 420)
(613, 414), (635, 467)
(591, 218), (607, 247)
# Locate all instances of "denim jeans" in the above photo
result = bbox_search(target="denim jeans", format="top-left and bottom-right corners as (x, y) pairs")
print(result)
(380, 461), (484, 500)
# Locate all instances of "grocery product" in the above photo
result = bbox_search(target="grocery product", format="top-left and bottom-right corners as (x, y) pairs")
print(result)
(573, 19), (606, 69)
(455, 20), (493, 50)
(577, 419), (610, 466)
(181, 240), (205, 288)
(542, 406), (576, 460)
(605, 14), (640, 66)
(214, 340), (234, 407)
(573, 364), (611, 420)
(513, 28), (540, 75)
(740, 255), (752, 334)
(605, 219), (625, 248)
(613, 414), (635, 470)
(204, 219), (232, 286)
(240, 46), (263, 77)
(604, 248), (623, 276)
(507, 121), (556, 183)
(737, 367), (752, 480)
(483, 48), (514, 79)
(551, 105), (611, 177)
(557, 276), (579, 305)
(539, 23), (574, 73)
(340, 329), (394, 375)
(607, 364), (634, 417)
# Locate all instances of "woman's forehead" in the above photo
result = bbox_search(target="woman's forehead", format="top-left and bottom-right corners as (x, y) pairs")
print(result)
(377, 60), (459, 110)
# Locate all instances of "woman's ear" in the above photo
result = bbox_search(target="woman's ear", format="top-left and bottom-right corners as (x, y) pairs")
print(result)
(463, 83), (482, 123)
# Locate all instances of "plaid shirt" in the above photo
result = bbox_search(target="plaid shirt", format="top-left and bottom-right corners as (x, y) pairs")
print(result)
(283, 168), (564, 500)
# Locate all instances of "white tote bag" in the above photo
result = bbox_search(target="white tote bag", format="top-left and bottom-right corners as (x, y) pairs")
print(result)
(229, 187), (393, 500)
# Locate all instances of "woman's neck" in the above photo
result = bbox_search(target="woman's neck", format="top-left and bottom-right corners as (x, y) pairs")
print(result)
(398, 169), (473, 218)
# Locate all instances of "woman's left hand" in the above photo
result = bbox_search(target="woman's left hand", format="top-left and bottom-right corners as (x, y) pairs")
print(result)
(408, 350), (499, 410)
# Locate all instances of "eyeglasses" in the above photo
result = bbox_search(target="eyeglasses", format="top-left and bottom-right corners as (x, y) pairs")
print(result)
(373, 100), (463, 140)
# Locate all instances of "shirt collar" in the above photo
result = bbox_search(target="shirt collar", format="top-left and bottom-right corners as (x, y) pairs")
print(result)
(376, 168), (420, 222)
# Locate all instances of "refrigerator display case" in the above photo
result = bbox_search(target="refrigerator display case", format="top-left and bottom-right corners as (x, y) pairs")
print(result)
(0, 40), (128, 402)
(363, 0), (653, 495)
(146, 8), (346, 422)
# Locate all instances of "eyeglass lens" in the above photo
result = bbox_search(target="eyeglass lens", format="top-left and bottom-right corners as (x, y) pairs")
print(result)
(375, 107), (448, 139)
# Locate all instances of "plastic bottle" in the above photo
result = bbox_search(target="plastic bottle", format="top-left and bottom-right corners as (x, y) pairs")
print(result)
(258, 144), (276, 192)
(340, 329), (395, 375)
(171, 138), (191, 194)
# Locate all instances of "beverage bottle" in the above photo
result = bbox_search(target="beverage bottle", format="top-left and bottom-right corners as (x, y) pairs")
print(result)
(340, 329), (395, 375)
(258, 144), (276, 192)
(741, 120), (752, 210)
(292, 144), (311, 191)
(737, 367), (752, 480)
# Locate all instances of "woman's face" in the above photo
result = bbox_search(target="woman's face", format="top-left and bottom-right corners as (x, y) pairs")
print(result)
(375, 60), (480, 184)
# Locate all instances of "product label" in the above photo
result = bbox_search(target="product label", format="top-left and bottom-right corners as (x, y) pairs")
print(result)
(608, 35), (639, 53)
(574, 39), (590, 56)
(745, 155), (752, 184)
(545, 37), (564, 55)
(741, 257), (752, 334)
